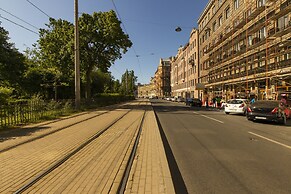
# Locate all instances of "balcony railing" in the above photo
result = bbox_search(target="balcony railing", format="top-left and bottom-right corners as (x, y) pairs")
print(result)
(247, 5), (266, 20)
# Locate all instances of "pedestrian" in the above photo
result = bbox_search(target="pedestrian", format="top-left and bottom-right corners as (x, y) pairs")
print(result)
(212, 97), (216, 107)
(250, 97), (255, 104)
(216, 96), (221, 108)
(280, 93), (287, 106)
(206, 97), (209, 108)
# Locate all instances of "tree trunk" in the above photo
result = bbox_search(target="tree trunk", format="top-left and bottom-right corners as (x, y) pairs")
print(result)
(85, 70), (91, 99)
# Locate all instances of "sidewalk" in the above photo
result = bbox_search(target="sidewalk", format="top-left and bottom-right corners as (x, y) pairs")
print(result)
(125, 109), (175, 194)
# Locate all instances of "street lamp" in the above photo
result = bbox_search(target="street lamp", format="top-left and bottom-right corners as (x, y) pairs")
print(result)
(175, 27), (182, 32)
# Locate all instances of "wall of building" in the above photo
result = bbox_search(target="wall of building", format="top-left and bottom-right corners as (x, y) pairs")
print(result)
(171, 28), (200, 99)
(198, 0), (291, 103)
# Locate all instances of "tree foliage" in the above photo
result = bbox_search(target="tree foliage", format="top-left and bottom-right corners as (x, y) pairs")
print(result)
(0, 26), (26, 89)
(38, 18), (75, 82)
(78, 10), (132, 98)
(91, 69), (114, 95)
(0, 10), (132, 101)
(120, 69), (137, 95)
(37, 11), (132, 100)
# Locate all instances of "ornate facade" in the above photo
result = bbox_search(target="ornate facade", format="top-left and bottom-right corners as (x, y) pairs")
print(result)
(154, 58), (171, 98)
(171, 28), (200, 99)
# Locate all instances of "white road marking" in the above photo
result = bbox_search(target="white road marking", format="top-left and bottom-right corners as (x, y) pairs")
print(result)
(193, 112), (224, 123)
(248, 132), (291, 150)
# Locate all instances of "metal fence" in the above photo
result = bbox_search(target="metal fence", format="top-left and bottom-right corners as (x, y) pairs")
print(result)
(0, 95), (135, 129)
(0, 100), (72, 129)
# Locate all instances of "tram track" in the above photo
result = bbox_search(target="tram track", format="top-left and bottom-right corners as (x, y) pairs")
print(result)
(0, 102), (140, 154)
(12, 102), (148, 194)
(0, 111), (109, 153)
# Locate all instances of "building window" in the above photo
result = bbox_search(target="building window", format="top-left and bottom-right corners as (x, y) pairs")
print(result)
(277, 14), (289, 30)
(245, 8), (251, 17)
(218, 15), (223, 26)
(234, 0), (239, 10)
(212, 5), (216, 14)
(225, 26), (231, 33)
(257, 0), (265, 7)
(218, 0), (223, 7)
(248, 35), (252, 46)
(213, 21), (217, 32)
(258, 27), (266, 39)
(225, 6), (230, 19)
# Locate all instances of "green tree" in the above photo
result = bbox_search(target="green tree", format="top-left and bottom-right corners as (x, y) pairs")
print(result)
(113, 79), (121, 93)
(79, 11), (132, 99)
(91, 69), (114, 95)
(121, 69), (137, 95)
(37, 11), (132, 100)
(38, 18), (75, 82)
(0, 26), (26, 90)
(23, 45), (66, 100)
(23, 67), (62, 99)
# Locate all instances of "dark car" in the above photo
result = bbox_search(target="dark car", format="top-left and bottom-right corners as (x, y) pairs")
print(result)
(186, 98), (202, 107)
(246, 100), (287, 124)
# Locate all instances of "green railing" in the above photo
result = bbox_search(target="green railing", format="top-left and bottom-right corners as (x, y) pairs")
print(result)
(0, 100), (73, 129)
(0, 95), (135, 129)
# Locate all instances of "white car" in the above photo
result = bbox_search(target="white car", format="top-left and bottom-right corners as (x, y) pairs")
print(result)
(224, 99), (249, 115)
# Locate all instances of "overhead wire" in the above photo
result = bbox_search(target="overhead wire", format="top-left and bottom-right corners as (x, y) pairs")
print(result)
(123, 18), (193, 29)
(0, 7), (39, 30)
(111, 0), (144, 82)
(0, 15), (39, 35)
(26, 0), (51, 18)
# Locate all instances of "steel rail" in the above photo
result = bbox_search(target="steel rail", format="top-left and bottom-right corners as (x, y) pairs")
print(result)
(117, 106), (148, 193)
(0, 110), (110, 153)
(14, 109), (132, 194)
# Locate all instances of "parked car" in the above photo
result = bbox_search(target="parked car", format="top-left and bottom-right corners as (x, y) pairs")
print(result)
(186, 98), (202, 107)
(177, 97), (185, 103)
(165, 97), (171, 101)
(246, 100), (291, 125)
(171, 97), (176, 102)
(224, 99), (249, 115)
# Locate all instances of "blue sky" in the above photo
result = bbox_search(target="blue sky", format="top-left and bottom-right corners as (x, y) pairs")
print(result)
(0, 0), (208, 84)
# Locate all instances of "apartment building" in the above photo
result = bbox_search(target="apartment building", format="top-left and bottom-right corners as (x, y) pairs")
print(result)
(171, 28), (200, 99)
(154, 58), (171, 98)
(137, 78), (156, 98)
(198, 0), (291, 102)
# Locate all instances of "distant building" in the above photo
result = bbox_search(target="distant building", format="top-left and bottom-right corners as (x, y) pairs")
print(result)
(137, 78), (156, 98)
(154, 58), (171, 98)
(171, 28), (200, 99)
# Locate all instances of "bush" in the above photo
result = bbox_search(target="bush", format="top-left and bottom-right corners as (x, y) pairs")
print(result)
(0, 87), (13, 104)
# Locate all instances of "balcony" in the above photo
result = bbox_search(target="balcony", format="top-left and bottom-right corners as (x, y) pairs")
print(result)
(247, 6), (266, 20)
(269, 24), (291, 38)
(224, 28), (233, 39)
(240, 44), (246, 51)
(268, 27), (278, 36)
(248, 37), (267, 49)
(233, 19), (246, 30)
(248, 21), (265, 34)
(271, 3), (291, 20)
(278, 58), (291, 69)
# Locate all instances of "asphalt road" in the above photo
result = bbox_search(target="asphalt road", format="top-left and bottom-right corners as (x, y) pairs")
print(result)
(151, 99), (291, 194)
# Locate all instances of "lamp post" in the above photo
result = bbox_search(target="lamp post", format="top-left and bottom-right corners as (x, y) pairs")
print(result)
(74, 0), (81, 109)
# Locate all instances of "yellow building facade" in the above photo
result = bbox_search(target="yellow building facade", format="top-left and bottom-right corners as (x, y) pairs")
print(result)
(198, 0), (291, 102)
(171, 28), (200, 99)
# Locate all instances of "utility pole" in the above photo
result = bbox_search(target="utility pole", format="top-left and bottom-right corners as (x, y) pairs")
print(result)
(74, 0), (81, 109)
(126, 70), (128, 95)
